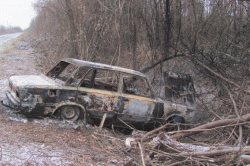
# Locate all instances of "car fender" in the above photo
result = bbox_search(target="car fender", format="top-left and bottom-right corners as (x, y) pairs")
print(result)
(163, 102), (187, 122)
(52, 101), (86, 115)
(165, 113), (185, 123)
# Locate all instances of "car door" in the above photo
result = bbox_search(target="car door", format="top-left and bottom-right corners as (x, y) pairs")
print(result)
(117, 73), (161, 125)
(77, 68), (122, 124)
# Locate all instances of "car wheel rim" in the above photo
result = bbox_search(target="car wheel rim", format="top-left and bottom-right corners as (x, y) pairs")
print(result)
(63, 107), (76, 119)
(61, 106), (80, 121)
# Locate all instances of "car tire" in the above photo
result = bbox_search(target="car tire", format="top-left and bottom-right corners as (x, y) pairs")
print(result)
(61, 106), (81, 121)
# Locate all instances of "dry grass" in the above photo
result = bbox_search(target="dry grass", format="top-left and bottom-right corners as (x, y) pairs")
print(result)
(1, 37), (21, 54)
(2, 46), (18, 54)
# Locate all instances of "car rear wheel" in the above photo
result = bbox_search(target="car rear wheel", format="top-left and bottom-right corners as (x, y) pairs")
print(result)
(61, 106), (81, 121)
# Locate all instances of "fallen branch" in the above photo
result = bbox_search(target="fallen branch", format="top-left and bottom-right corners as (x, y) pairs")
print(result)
(140, 123), (170, 142)
(221, 82), (243, 145)
(171, 113), (250, 140)
(154, 133), (213, 153)
(138, 142), (146, 166)
(169, 157), (191, 166)
(99, 113), (107, 129)
(181, 146), (250, 157)
(239, 155), (250, 165)
(151, 132), (250, 165)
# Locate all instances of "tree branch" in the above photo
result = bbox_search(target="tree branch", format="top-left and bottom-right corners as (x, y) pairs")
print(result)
(140, 53), (185, 73)
(191, 57), (250, 95)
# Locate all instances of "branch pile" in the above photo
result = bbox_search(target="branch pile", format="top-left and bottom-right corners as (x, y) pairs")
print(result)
(125, 114), (250, 165)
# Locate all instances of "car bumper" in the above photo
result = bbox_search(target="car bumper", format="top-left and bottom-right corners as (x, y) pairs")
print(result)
(1, 91), (36, 115)
(2, 91), (53, 117)
(1, 91), (21, 110)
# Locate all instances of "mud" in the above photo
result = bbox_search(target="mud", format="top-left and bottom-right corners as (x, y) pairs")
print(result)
(0, 34), (130, 165)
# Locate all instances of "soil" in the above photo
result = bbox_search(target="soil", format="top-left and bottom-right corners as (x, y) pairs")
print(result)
(0, 34), (135, 165)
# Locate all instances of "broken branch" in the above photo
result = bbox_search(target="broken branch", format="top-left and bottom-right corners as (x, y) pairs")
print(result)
(140, 53), (185, 73)
(171, 113), (250, 140)
(181, 146), (250, 157)
(192, 57), (250, 95)
(138, 142), (146, 166)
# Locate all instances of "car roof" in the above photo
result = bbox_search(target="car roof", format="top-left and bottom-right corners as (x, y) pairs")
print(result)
(62, 58), (147, 78)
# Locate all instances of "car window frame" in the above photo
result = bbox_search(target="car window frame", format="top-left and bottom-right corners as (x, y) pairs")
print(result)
(120, 73), (155, 99)
(78, 68), (120, 92)
(76, 67), (156, 99)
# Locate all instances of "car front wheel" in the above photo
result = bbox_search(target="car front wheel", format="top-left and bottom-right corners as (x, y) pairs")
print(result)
(61, 106), (81, 121)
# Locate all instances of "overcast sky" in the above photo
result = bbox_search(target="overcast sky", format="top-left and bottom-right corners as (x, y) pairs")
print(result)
(0, 0), (36, 30)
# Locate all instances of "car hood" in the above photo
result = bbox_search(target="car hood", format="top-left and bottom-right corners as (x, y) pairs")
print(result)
(9, 75), (60, 88)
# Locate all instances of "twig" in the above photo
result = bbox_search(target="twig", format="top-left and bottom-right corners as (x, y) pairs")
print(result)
(99, 113), (107, 129)
(0, 146), (2, 161)
(148, 148), (184, 158)
(117, 118), (135, 130)
(140, 123), (170, 142)
(138, 142), (146, 166)
(191, 56), (250, 95)
(169, 157), (190, 166)
(221, 82), (243, 145)
(219, 125), (237, 145)
(93, 132), (124, 141)
(147, 148), (214, 162)
(23, 154), (61, 165)
(197, 96), (222, 120)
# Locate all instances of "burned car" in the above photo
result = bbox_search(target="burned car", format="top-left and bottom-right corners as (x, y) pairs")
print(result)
(2, 58), (197, 130)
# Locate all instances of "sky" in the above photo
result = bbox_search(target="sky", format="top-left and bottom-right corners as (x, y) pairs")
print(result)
(0, 0), (37, 30)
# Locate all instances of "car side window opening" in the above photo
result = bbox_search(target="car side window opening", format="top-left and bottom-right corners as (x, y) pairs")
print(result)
(66, 67), (91, 86)
(80, 68), (119, 92)
(122, 74), (152, 98)
(73, 67), (90, 79)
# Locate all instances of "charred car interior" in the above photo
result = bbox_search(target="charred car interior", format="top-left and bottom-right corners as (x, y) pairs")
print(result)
(164, 71), (196, 107)
(1, 58), (197, 130)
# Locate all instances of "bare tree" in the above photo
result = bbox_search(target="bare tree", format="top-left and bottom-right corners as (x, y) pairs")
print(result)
(65, 0), (79, 58)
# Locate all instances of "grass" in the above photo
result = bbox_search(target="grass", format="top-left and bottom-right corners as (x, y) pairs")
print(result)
(0, 35), (23, 54)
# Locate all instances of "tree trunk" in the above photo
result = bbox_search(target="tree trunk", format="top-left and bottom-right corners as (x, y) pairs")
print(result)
(164, 0), (171, 59)
(65, 0), (79, 58)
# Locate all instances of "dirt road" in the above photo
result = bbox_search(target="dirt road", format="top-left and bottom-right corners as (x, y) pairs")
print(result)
(0, 34), (130, 165)
(0, 33), (22, 48)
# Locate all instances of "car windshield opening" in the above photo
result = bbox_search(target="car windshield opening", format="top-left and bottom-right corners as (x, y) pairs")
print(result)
(46, 61), (78, 83)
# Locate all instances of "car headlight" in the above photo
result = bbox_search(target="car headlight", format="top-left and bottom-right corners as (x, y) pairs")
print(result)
(20, 89), (33, 102)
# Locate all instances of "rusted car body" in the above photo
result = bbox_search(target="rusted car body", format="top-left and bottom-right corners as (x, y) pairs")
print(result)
(2, 58), (197, 130)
